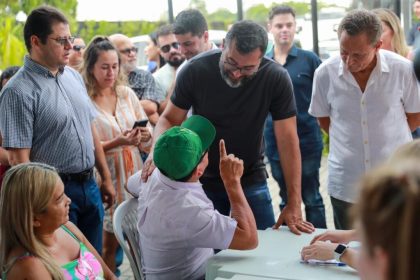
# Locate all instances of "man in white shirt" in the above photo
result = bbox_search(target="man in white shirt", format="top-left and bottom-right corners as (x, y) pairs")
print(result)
(153, 24), (185, 112)
(127, 115), (257, 280)
(309, 9), (420, 230)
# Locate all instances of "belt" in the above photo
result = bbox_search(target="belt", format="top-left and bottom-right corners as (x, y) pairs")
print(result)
(59, 168), (94, 183)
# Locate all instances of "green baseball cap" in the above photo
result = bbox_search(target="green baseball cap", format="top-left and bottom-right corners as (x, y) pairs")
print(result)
(153, 115), (216, 180)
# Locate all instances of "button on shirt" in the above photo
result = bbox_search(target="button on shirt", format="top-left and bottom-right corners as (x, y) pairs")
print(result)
(128, 169), (237, 280)
(309, 50), (420, 203)
(0, 56), (96, 173)
(265, 45), (323, 160)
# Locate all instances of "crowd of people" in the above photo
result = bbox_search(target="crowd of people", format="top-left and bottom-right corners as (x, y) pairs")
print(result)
(0, 3), (419, 280)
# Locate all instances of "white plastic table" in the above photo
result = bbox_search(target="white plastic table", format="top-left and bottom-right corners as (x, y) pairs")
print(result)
(206, 227), (359, 280)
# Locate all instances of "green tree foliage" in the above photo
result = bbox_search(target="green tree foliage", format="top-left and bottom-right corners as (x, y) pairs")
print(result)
(245, 3), (270, 23)
(77, 21), (162, 43)
(207, 8), (236, 30)
(244, 1), (337, 25)
(0, 15), (26, 69)
(189, 0), (208, 17)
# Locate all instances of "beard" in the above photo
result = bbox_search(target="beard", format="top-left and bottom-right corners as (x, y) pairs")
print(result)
(122, 61), (137, 73)
(218, 58), (256, 88)
(167, 57), (185, 68)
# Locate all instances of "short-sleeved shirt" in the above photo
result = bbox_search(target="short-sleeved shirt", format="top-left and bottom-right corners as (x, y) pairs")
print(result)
(265, 45), (323, 160)
(172, 49), (296, 191)
(128, 169), (237, 280)
(0, 56), (96, 173)
(128, 68), (165, 105)
(309, 50), (420, 202)
(153, 64), (176, 98)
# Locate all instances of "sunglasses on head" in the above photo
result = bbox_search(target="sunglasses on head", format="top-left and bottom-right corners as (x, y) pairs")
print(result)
(160, 42), (180, 53)
(119, 47), (138, 55)
(72, 45), (85, 52)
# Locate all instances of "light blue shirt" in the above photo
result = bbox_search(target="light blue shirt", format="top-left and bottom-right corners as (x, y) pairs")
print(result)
(0, 56), (97, 173)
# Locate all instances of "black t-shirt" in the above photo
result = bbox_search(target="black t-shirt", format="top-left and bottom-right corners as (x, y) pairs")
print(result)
(172, 49), (296, 191)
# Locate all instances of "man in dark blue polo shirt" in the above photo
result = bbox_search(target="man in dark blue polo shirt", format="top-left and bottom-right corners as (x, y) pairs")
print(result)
(264, 5), (326, 228)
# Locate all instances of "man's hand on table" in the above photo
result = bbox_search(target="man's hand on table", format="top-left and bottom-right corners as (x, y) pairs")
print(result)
(273, 204), (315, 235)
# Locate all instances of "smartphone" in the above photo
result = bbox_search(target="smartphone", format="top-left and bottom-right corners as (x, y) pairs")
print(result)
(132, 119), (148, 129)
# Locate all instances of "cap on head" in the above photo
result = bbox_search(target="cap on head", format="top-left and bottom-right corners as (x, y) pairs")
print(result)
(153, 115), (216, 180)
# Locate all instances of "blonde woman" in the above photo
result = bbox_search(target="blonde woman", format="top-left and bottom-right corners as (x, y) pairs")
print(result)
(81, 36), (152, 272)
(372, 8), (410, 58)
(0, 163), (116, 279)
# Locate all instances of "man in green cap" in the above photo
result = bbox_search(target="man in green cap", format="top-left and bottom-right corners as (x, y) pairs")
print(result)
(127, 115), (258, 280)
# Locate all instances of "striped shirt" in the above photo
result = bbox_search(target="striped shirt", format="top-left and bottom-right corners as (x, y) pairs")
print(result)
(0, 56), (96, 173)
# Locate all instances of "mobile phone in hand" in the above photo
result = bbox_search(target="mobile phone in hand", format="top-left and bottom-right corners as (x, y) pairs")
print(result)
(132, 119), (148, 129)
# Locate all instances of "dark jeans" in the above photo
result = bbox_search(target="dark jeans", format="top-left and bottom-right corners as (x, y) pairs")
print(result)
(205, 181), (275, 230)
(64, 177), (104, 254)
(330, 196), (353, 230)
(269, 152), (326, 228)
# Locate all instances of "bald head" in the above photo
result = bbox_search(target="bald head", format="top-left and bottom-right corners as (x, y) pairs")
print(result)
(109, 33), (138, 73)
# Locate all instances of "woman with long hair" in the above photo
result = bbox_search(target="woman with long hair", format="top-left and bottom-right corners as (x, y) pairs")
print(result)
(81, 36), (152, 272)
(144, 31), (165, 73)
(372, 8), (410, 58)
(0, 162), (116, 279)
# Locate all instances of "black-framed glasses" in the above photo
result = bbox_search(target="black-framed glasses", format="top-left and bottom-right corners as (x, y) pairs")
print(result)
(72, 45), (85, 52)
(119, 47), (138, 55)
(223, 59), (259, 75)
(49, 36), (75, 46)
(160, 42), (180, 53)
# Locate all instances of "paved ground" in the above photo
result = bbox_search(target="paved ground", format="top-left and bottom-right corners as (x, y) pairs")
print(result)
(118, 156), (333, 279)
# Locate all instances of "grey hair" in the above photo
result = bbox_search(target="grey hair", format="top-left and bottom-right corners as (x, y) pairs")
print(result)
(337, 9), (382, 45)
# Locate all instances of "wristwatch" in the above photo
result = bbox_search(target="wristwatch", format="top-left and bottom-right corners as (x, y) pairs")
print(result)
(334, 244), (348, 262)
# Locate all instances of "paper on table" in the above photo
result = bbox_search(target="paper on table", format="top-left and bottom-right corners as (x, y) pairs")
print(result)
(300, 259), (347, 266)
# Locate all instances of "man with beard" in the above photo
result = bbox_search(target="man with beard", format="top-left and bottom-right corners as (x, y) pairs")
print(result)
(142, 20), (315, 235)
(153, 24), (186, 113)
(109, 33), (164, 125)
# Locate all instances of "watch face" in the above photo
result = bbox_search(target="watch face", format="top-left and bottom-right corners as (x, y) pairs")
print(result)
(335, 244), (347, 254)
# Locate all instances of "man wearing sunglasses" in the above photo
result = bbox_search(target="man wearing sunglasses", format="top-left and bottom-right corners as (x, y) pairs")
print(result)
(153, 25), (185, 113)
(109, 33), (164, 125)
(144, 20), (315, 235)
(68, 36), (86, 71)
(0, 6), (115, 255)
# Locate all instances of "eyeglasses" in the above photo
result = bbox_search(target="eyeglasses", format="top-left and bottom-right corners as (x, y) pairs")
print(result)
(49, 36), (75, 46)
(119, 47), (138, 55)
(160, 42), (180, 53)
(72, 45), (85, 52)
(223, 58), (260, 75)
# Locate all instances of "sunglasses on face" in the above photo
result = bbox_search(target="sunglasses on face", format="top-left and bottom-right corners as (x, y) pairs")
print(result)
(49, 36), (75, 46)
(160, 42), (180, 53)
(72, 45), (85, 52)
(119, 47), (138, 55)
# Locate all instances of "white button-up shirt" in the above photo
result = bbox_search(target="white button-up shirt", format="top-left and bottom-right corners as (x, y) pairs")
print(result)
(127, 169), (237, 280)
(309, 50), (420, 203)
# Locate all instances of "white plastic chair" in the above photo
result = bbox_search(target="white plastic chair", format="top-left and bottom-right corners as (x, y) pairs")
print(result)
(113, 198), (145, 280)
